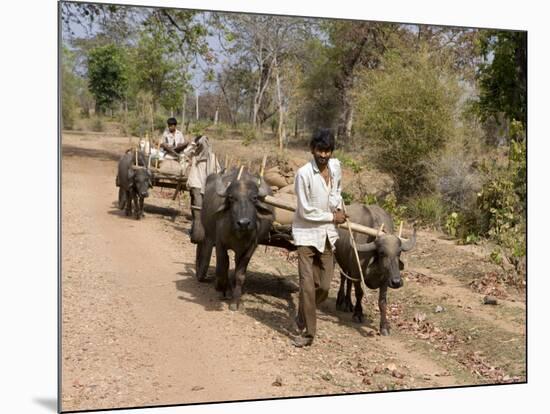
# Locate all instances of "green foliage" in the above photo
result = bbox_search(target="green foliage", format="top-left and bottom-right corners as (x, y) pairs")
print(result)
(406, 194), (446, 227)
(87, 44), (128, 113)
(355, 49), (460, 198)
(341, 191), (354, 205)
(363, 193), (378, 206)
(132, 29), (186, 112)
(91, 116), (104, 132)
(363, 193), (406, 224)
(445, 212), (460, 238)
(240, 124), (259, 146)
(189, 120), (211, 137)
(333, 150), (362, 173)
(475, 31), (526, 126)
(381, 194), (407, 224)
(469, 136), (526, 267)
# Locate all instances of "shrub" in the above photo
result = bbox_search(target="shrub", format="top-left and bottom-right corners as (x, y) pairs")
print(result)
(342, 191), (354, 205)
(240, 124), (259, 146)
(91, 116), (104, 132)
(406, 194), (447, 228)
(354, 48), (460, 198)
(333, 150), (362, 173)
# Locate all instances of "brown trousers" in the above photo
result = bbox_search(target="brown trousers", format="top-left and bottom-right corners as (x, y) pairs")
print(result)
(297, 239), (334, 338)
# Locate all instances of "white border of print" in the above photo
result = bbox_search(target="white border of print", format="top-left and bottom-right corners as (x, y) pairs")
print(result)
(2, 0), (546, 413)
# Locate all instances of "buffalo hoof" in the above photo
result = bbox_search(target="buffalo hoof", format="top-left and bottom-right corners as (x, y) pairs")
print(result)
(380, 327), (390, 336)
(229, 302), (238, 311)
(352, 313), (364, 324)
(125, 210), (131, 216)
(344, 300), (354, 313)
(335, 299), (345, 312)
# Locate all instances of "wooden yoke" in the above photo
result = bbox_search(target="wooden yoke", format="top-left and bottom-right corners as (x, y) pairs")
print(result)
(262, 195), (388, 238)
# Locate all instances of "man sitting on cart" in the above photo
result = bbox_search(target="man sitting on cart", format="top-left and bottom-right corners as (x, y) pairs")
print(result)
(160, 117), (188, 158)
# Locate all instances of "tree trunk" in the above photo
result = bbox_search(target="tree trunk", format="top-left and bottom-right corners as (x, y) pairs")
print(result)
(337, 88), (353, 145)
(274, 56), (286, 151)
(182, 93), (187, 126)
(195, 91), (199, 121)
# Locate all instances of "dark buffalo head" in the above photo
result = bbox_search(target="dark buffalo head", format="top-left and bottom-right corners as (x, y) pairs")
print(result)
(357, 228), (417, 289)
(129, 167), (153, 198)
(215, 174), (273, 237)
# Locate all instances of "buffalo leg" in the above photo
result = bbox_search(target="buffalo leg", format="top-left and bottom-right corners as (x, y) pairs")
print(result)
(344, 276), (354, 312)
(138, 196), (145, 219)
(379, 286), (390, 336)
(229, 245), (255, 311)
(125, 189), (133, 216)
(133, 192), (140, 220)
(118, 187), (126, 210)
(195, 239), (213, 282)
(336, 273), (346, 311)
(352, 281), (364, 323)
(189, 189), (204, 244)
(215, 243), (230, 296)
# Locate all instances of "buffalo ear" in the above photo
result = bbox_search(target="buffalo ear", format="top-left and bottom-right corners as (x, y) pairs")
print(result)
(255, 201), (274, 221)
(399, 259), (404, 271)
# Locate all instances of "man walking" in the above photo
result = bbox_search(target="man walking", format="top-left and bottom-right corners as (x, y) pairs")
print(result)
(292, 129), (346, 347)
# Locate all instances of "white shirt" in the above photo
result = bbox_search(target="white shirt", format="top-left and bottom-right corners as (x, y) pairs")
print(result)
(292, 158), (343, 253)
(162, 129), (185, 146)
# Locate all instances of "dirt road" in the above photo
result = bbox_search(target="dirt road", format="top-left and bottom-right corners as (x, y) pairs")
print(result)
(61, 132), (526, 412)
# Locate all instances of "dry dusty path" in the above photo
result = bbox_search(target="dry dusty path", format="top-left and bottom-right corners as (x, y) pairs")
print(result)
(61, 132), (526, 412)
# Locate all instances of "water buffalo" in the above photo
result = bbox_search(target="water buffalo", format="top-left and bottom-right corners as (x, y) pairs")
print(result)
(195, 168), (274, 310)
(334, 203), (416, 335)
(116, 149), (153, 220)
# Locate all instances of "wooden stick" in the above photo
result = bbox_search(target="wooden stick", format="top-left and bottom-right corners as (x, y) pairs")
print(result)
(342, 203), (368, 301)
(260, 154), (268, 178)
(398, 221), (403, 238)
(156, 137), (161, 169)
(237, 165), (244, 180)
(224, 154), (229, 170)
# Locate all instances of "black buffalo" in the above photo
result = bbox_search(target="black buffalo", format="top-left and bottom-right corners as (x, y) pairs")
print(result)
(195, 168), (274, 310)
(116, 149), (153, 220)
(334, 204), (416, 335)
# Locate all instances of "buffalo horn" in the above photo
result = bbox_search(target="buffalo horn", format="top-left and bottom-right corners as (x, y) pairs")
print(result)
(215, 177), (230, 197)
(356, 241), (377, 252)
(400, 227), (417, 252)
